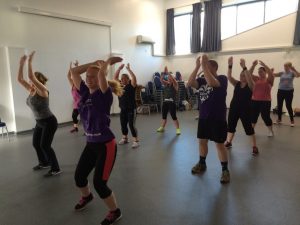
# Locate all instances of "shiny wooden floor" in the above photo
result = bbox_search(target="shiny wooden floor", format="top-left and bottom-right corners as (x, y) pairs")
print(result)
(1, 111), (300, 225)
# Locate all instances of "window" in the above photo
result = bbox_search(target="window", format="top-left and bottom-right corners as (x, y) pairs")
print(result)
(174, 14), (192, 55)
(221, 6), (237, 39)
(265, 0), (299, 23)
(237, 2), (264, 33)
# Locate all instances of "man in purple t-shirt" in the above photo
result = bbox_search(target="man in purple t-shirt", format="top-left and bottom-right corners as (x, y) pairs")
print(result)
(187, 54), (230, 184)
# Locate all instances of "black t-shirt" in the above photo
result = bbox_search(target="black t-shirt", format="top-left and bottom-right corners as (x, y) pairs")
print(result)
(119, 82), (136, 110)
(230, 81), (252, 110)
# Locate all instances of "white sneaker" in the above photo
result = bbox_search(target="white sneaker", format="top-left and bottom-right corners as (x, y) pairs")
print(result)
(291, 122), (295, 127)
(132, 141), (140, 149)
(267, 131), (274, 137)
(118, 138), (129, 145)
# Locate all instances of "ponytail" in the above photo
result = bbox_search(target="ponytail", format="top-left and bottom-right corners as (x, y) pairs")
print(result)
(108, 80), (123, 97)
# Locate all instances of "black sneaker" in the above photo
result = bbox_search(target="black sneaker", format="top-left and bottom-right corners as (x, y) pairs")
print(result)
(74, 193), (94, 211)
(224, 141), (232, 148)
(44, 170), (62, 177)
(32, 164), (50, 171)
(101, 208), (122, 225)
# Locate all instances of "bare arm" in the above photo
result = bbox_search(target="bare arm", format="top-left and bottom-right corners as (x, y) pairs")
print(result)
(290, 66), (300, 78)
(126, 63), (137, 87)
(227, 56), (238, 86)
(249, 60), (258, 76)
(17, 55), (32, 92)
(169, 74), (178, 91)
(27, 51), (48, 97)
(259, 61), (274, 86)
(272, 72), (282, 77)
(71, 61), (100, 90)
(113, 64), (124, 81)
(187, 56), (201, 89)
(202, 54), (220, 87)
(98, 57), (123, 93)
(240, 58), (254, 90)
(67, 62), (74, 87)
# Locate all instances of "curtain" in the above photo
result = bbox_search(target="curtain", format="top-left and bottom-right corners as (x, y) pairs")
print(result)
(191, 3), (202, 53)
(166, 8), (175, 55)
(293, 0), (300, 45)
(202, 0), (222, 52)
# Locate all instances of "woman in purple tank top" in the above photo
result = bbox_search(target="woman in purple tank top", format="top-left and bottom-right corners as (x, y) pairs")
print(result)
(71, 57), (123, 225)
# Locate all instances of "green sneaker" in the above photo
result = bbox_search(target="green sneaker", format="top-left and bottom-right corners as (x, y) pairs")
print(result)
(176, 128), (181, 135)
(191, 162), (207, 174)
(220, 170), (230, 184)
(157, 127), (164, 132)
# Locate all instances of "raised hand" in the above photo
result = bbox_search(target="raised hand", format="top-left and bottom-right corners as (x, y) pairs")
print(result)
(28, 51), (36, 62)
(74, 60), (79, 67)
(119, 64), (125, 70)
(201, 54), (209, 66)
(20, 55), (27, 65)
(196, 56), (201, 68)
(228, 56), (233, 66)
(252, 60), (258, 67)
(126, 63), (131, 71)
(240, 58), (246, 68)
(107, 56), (123, 65)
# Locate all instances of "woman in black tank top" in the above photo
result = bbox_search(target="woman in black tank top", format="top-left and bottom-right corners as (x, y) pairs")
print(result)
(224, 57), (258, 156)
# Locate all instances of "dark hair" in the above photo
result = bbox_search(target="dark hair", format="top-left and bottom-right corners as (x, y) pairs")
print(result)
(121, 74), (130, 80)
(208, 60), (218, 70)
(34, 72), (48, 84)
(259, 67), (266, 72)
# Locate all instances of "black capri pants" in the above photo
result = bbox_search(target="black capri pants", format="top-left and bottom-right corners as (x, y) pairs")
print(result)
(277, 89), (294, 122)
(120, 108), (138, 137)
(74, 139), (117, 199)
(227, 107), (254, 135)
(162, 101), (177, 120)
(72, 108), (79, 124)
(251, 100), (272, 126)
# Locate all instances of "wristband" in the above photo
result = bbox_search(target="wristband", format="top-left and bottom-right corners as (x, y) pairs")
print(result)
(243, 67), (247, 71)
(228, 65), (233, 69)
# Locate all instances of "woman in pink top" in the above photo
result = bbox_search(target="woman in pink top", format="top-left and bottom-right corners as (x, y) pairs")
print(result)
(248, 60), (274, 137)
(68, 60), (81, 133)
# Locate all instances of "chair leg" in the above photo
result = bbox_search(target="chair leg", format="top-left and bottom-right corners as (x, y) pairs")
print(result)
(5, 126), (9, 139)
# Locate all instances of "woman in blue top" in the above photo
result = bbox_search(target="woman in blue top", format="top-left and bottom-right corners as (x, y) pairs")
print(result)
(273, 62), (300, 127)
(71, 57), (123, 225)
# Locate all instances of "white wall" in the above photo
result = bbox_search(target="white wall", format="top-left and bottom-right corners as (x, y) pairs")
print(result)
(0, 0), (166, 132)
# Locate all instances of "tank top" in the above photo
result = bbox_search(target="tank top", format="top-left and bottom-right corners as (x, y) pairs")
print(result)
(26, 93), (53, 120)
(163, 84), (176, 101)
(252, 79), (272, 101)
(71, 86), (81, 109)
(230, 82), (252, 110)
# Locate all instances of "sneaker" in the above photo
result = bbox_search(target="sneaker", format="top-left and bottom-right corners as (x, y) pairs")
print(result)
(132, 141), (140, 149)
(70, 127), (78, 133)
(224, 141), (232, 149)
(44, 170), (62, 177)
(118, 138), (129, 145)
(291, 122), (295, 127)
(32, 164), (50, 171)
(176, 128), (181, 135)
(101, 208), (122, 225)
(273, 120), (281, 125)
(74, 193), (94, 211)
(220, 170), (230, 184)
(267, 131), (274, 137)
(252, 146), (259, 156)
(157, 127), (164, 132)
(191, 162), (207, 174)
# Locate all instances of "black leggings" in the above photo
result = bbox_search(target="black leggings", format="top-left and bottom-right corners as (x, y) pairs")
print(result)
(32, 115), (60, 171)
(120, 109), (138, 138)
(162, 101), (177, 120)
(277, 89), (294, 122)
(72, 108), (79, 124)
(227, 107), (254, 135)
(251, 100), (272, 126)
(74, 140), (117, 199)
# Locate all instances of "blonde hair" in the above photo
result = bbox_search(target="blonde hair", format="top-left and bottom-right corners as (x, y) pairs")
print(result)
(284, 62), (292, 67)
(34, 72), (48, 84)
(87, 65), (123, 96)
(108, 80), (123, 96)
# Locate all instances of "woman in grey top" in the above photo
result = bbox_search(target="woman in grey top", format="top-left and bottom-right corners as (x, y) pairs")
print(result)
(273, 62), (300, 127)
(17, 51), (61, 177)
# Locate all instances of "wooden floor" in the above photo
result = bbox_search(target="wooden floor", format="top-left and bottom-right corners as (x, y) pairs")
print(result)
(0, 111), (300, 225)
